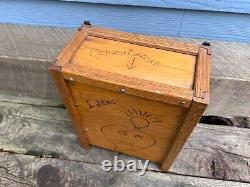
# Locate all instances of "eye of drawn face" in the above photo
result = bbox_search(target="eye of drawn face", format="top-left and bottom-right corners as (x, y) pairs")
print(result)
(118, 130), (127, 135)
(134, 134), (143, 139)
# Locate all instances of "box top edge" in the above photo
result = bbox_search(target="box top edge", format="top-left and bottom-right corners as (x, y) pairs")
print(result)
(60, 65), (193, 108)
(87, 26), (199, 56)
(53, 24), (209, 107)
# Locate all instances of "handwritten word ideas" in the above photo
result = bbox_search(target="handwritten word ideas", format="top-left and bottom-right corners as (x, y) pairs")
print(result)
(86, 99), (116, 109)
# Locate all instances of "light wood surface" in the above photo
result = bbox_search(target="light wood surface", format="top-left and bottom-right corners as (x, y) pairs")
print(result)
(62, 65), (193, 107)
(72, 36), (196, 89)
(60, 26), (196, 108)
(89, 27), (199, 55)
(67, 82), (188, 163)
(160, 45), (211, 169)
(56, 29), (87, 67)
(194, 46), (211, 100)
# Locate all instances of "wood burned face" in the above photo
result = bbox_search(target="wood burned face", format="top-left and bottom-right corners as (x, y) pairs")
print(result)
(101, 109), (161, 152)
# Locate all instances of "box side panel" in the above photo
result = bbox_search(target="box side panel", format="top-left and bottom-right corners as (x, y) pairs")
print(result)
(49, 66), (89, 148)
(160, 98), (207, 170)
(66, 81), (189, 163)
(160, 46), (211, 170)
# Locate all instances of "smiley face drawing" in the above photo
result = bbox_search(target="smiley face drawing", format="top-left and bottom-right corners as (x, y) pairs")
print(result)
(101, 109), (162, 152)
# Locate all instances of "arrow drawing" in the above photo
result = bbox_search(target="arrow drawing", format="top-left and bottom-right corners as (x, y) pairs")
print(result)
(126, 57), (136, 70)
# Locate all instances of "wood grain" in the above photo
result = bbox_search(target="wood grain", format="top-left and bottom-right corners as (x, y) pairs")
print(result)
(56, 26), (89, 66)
(49, 66), (89, 148)
(66, 82), (188, 163)
(0, 96), (250, 182)
(164, 43), (211, 169)
(1, 152), (248, 187)
(89, 27), (199, 55)
(194, 46), (211, 101)
(206, 77), (250, 117)
(62, 65), (193, 107)
(60, 29), (196, 107)
(161, 98), (207, 170)
(72, 35), (196, 89)
(121, 123), (250, 182)
(0, 91), (63, 107)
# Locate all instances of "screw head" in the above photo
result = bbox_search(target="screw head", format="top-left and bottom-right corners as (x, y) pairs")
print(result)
(180, 101), (185, 105)
(84, 20), (91, 25)
(202, 41), (211, 46)
(155, 90), (161, 94)
(120, 88), (126, 93)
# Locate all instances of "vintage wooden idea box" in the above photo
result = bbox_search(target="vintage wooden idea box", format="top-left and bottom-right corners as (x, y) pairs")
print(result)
(50, 22), (211, 170)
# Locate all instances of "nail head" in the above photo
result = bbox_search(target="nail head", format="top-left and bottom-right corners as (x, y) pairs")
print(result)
(180, 101), (185, 105)
(120, 88), (126, 93)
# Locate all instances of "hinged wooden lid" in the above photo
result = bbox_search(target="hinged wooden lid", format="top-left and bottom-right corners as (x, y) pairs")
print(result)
(53, 23), (210, 108)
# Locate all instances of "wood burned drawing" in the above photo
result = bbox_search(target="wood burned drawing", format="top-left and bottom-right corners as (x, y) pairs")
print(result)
(101, 109), (162, 152)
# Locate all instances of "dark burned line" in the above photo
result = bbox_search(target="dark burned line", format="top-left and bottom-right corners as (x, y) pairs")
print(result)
(85, 46), (194, 72)
(87, 46), (159, 66)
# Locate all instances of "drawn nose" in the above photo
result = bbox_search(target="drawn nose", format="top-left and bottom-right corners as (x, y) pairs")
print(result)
(130, 117), (149, 129)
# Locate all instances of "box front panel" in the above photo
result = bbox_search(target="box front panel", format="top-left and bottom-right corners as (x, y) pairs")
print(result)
(67, 82), (188, 163)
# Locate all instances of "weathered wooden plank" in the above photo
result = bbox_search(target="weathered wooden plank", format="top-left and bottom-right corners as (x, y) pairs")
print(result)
(62, 0), (250, 14)
(185, 39), (250, 81)
(0, 24), (249, 117)
(0, 24), (72, 100)
(1, 1), (250, 42)
(0, 92), (63, 107)
(0, 99), (250, 182)
(1, 152), (248, 187)
(121, 124), (250, 182)
(0, 101), (117, 164)
(207, 77), (250, 117)
(0, 24), (72, 61)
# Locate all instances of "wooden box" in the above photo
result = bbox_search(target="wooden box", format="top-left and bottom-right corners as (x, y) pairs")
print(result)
(49, 22), (211, 170)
